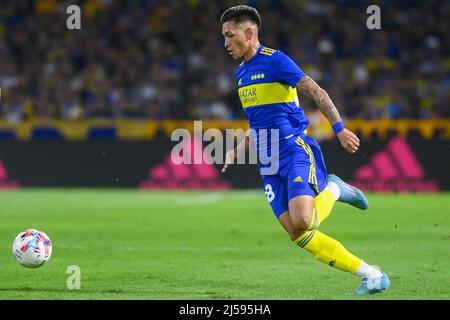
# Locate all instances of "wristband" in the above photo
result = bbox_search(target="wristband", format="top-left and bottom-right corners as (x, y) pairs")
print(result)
(332, 122), (344, 135)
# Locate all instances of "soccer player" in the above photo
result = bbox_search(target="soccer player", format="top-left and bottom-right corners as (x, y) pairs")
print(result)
(220, 5), (390, 295)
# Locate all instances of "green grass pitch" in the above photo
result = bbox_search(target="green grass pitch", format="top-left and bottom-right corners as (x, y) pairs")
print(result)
(0, 189), (448, 300)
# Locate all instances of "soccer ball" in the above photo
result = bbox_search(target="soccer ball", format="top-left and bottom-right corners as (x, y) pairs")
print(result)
(12, 229), (52, 268)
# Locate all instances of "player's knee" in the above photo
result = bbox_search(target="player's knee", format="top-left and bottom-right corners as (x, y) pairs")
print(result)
(288, 221), (311, 241)
(292, 215), (312, 233)
(288, 196), (315, 233)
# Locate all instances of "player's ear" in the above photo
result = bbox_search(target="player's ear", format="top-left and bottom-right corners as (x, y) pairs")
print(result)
(244, 27), (253, 42)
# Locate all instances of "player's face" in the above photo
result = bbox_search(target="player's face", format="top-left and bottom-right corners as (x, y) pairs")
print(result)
(222, 21), (250, 60)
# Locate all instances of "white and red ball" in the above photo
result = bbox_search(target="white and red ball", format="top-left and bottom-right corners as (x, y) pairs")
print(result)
(12, 229), (52, 268)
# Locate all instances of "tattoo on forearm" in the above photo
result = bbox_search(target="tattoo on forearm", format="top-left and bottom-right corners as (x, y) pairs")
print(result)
(313, 88), (342, 124)
(297, 76), (342, 124)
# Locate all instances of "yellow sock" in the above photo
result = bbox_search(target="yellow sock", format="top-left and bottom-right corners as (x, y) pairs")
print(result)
(308, 189), (335, 230)
(294, 230), (362, 274)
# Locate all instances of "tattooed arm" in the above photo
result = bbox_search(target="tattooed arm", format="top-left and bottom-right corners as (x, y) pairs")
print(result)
(296, 76), (360, 154)
(296, 76), (342, 124)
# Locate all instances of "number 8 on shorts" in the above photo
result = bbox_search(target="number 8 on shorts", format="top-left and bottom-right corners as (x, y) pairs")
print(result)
(265, 184), (275, 203)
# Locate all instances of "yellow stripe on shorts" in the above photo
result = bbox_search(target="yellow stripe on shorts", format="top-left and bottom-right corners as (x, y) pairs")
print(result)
(295, 137), (319, 193)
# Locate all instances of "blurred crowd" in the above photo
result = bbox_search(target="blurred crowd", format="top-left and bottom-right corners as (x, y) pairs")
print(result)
(0, 0), (449, 122)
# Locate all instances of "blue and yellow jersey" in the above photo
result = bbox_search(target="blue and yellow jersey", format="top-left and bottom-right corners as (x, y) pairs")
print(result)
(235, 45), (308, 154)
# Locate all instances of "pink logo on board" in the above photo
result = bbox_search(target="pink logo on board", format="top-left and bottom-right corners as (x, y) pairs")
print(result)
(139, 138), (231, 190)
(0, 160), (20, 189)
(350, 136), (438, 192)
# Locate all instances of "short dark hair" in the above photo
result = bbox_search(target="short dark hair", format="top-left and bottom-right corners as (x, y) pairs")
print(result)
(220, 5), (261, 29)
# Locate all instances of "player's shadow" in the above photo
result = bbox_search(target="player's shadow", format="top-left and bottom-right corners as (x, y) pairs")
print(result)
(0, 287), (214, 296)
(0, 287), (153, 294)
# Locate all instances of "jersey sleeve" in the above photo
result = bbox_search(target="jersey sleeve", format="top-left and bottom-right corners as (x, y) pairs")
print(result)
(271, 51), (306, 88)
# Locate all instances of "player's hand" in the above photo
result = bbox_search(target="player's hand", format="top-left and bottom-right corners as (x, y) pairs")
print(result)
(336, 129), (360, 154)
(221, 149), (236, 173)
